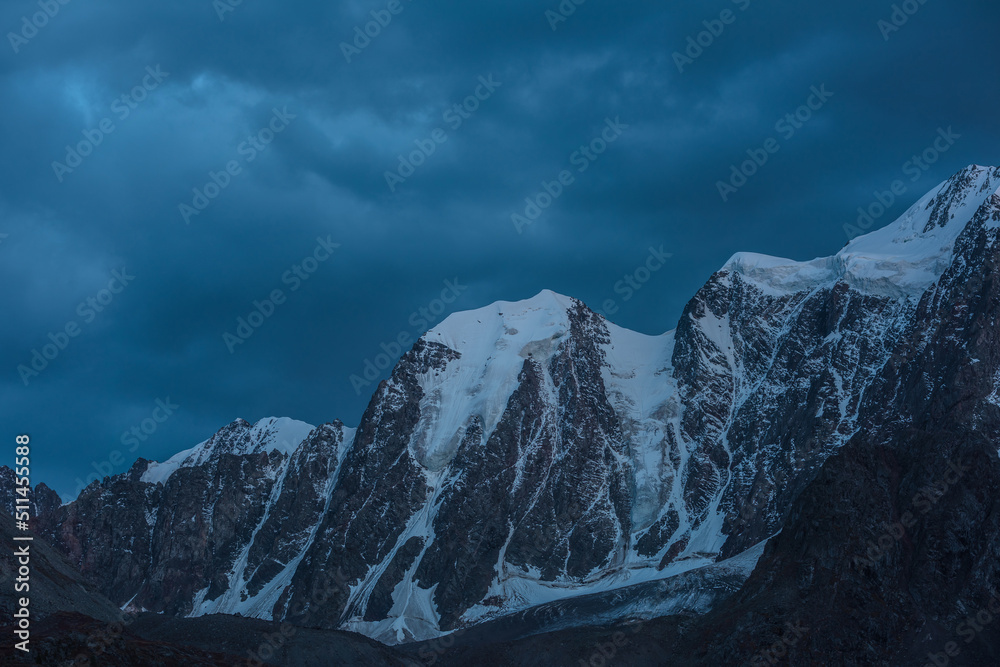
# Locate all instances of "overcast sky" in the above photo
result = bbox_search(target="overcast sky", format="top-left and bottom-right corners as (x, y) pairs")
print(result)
(1, 0), (998, 499)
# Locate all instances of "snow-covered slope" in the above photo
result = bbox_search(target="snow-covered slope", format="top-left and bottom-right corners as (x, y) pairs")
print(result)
(409, 290), (576, 470)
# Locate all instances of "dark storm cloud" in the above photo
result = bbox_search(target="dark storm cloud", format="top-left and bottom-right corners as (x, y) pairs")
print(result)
(1, 0), (998, 497)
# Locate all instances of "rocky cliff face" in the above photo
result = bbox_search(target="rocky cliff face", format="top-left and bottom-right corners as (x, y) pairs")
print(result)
(24, 165), (1000, 653)
(713, 164), (1000, 665)
(32, 416), (355, 620)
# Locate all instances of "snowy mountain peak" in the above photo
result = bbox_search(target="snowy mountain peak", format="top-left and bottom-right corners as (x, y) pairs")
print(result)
(722, 165), (1000, 299)
(425, 289), (580, 349)
(844, 164), (1000, 252)
(140, 416), (315, 485)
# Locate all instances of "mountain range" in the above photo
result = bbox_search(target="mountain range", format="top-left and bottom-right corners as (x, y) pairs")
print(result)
(9, 164), (1000, 665)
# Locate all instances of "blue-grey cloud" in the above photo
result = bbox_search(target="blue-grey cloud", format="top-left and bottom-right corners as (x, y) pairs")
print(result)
(0, 0), (998, 498)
